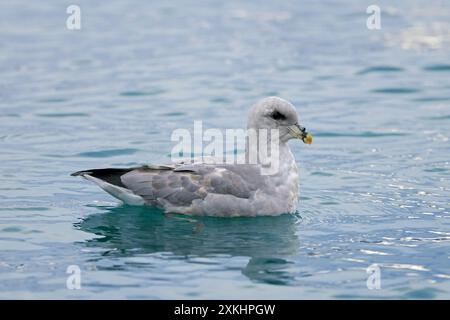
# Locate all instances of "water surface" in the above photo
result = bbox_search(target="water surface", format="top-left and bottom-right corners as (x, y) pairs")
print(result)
(1, 0), (450, 299)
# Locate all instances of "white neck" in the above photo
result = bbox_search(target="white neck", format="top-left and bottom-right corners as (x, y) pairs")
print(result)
(245, 130), (295, 176)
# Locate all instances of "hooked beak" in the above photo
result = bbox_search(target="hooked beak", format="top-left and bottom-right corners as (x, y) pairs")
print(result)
(287, 123), (313, 144)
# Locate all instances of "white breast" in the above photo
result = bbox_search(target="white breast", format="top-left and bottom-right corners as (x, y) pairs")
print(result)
(276, 147), (299, 213)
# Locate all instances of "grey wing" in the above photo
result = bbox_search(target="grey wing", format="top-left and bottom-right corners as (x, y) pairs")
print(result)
(120, 163), (263, 209)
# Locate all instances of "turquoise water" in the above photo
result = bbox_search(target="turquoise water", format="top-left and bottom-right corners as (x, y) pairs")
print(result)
(1, 0), (450, 299)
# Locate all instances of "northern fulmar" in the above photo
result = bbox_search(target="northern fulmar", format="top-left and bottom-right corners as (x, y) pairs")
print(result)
(72, 97), (312, 216)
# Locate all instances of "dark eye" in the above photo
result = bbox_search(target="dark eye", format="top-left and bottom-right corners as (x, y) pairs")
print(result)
(271, 110), (286, 120)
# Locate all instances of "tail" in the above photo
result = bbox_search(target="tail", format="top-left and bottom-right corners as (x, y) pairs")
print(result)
(71, 168), (138, 188)
(71, 167), (145, 205)
(71, 167), (136, 177)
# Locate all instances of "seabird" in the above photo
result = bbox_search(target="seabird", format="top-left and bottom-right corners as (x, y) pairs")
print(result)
(72, 97), (312, 216)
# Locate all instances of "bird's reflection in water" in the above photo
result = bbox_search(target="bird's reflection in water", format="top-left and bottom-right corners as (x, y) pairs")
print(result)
(76, 206), (301, 285)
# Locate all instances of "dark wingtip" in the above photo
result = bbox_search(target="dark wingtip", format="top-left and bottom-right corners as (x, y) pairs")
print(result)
(71, 170), (91, 177)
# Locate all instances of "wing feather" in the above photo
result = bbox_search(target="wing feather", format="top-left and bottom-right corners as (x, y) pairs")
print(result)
(120, 163), (262, 208)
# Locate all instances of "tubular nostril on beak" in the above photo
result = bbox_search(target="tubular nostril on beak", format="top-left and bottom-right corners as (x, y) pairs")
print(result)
(296, 124), (306, 133)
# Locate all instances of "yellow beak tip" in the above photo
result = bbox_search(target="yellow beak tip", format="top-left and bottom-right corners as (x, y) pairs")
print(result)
(304, 133), (313, 145)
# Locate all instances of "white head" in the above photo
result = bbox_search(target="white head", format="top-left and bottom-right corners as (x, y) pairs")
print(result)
(247, 97), (312, 144)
